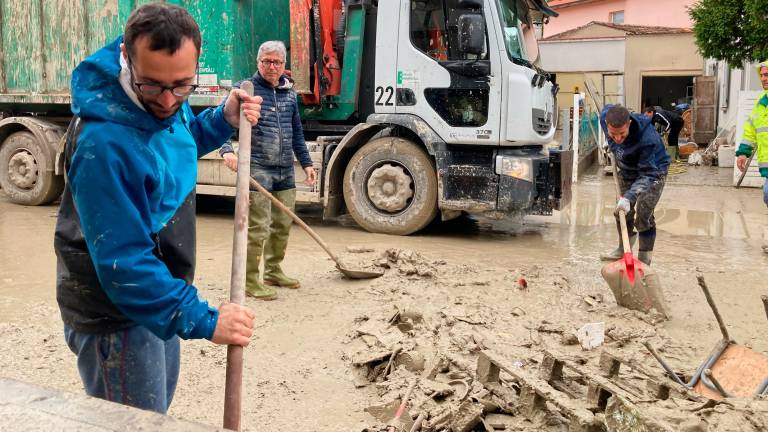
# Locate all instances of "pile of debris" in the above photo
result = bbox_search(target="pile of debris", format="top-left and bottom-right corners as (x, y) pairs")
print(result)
(346, 302), (768, 432)
(342, 247), (442, 279)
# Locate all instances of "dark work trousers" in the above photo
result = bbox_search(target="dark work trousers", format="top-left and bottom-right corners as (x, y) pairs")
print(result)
(667, 122), (683, 147)
(616, 174), (667, 252)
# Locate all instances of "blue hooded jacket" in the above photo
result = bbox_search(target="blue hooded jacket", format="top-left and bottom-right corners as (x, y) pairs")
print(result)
(600, 105), (670, 203)
(54, 36), (234, 340)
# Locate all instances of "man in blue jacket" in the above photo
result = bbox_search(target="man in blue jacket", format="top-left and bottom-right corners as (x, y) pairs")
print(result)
(221, 41), (316, 300)
(599, 105), (670, 265)
(54, 4), (261, 413)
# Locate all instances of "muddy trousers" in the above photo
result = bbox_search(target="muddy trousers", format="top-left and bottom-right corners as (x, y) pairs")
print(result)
(615, 175), (666, 253)
(64, 324), (179, 414)
(246, 163), (297, 295)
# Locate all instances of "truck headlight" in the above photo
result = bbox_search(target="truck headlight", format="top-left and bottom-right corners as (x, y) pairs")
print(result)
(495, 156), (533, 182)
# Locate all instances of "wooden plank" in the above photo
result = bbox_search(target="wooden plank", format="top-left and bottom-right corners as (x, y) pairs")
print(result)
(289, 0), (312, 94)
(0, 378), (225, 431)
(41, 1), (88, 92)
(693, 344), (768, 399)
(693, 75), (717, 144)
(480, 351), (598, 429)
(1, 0), (44, 93)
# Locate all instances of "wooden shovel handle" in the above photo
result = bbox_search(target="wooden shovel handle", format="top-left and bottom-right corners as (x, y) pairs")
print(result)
(610, 152), (632, 253)
(223, 80), (254, 431)
(248, 178), (341, 264)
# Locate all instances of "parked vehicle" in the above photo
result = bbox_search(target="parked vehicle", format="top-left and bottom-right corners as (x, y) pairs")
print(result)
(0, 0), (569, 235)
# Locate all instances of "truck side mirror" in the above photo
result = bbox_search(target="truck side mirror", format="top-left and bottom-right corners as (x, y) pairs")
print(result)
(458, 14), (485, 55)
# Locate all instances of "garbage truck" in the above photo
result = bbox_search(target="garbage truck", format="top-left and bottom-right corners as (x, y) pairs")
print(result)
(0, 0), (570, 235)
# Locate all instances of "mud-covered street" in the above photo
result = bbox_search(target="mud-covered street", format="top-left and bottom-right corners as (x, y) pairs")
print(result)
(2, 165), (767, 431)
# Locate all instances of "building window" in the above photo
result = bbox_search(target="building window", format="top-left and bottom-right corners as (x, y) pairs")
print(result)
(610, 10), (624, 24)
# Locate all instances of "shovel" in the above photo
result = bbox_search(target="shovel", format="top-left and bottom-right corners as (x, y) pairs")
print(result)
(601, 153), (669, 317)
(384, 378), (418, 432)
(223, 80), (255, 431)
(248, 177), (383, 279)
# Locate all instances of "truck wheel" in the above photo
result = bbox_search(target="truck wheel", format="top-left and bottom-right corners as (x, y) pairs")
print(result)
(343, 137), (438, 235)
(0, 131), (63, 205)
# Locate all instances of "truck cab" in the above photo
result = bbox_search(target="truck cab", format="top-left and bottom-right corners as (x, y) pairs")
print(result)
(320, 0), (570, 234)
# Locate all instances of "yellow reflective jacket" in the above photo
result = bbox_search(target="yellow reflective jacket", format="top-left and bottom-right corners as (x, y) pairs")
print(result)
(737, 61), (768, 177)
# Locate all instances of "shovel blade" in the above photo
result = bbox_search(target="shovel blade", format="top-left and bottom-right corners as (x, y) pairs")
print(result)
(601, 258), (669, 318)
(336, 264), (384, 279)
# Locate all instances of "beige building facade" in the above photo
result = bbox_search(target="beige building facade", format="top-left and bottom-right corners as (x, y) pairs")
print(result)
(540, 22), (704, 113)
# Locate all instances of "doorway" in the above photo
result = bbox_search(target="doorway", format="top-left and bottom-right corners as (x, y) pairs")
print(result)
(641, 75), (695, 110)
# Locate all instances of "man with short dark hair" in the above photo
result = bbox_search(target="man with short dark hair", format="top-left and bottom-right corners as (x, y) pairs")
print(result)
(599, 105), (670, 265)
(54, 3), (262, 413)
(643, 106), (684, 158)
(221, 41), (316, 300)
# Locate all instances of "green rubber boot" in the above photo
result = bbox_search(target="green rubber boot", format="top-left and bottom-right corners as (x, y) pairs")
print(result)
(245, 192), (277, 300)
(263, 189), (300, 289)
(638, 250), (653, 266)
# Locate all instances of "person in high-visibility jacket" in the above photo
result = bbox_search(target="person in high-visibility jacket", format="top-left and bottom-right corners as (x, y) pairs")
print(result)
(737, 61), (768, 253)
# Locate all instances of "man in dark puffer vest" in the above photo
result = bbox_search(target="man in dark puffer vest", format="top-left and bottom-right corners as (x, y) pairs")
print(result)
(221, 41), (316, 300)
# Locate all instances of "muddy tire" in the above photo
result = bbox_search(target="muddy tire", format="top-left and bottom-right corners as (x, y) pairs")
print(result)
(0, 131), (63, 205)
(343, 137), (438, 235)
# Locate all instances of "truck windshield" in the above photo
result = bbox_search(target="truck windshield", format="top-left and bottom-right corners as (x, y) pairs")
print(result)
(496, 0), (527, 61)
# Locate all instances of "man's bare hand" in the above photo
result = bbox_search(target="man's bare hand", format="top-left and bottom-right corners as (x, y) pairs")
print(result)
(737, 155), (748, 173)
(224, 88), (262, 128)
(211, 302), (255, 346)
(303, 166), (317, 186)
(223, 152), (238, 172)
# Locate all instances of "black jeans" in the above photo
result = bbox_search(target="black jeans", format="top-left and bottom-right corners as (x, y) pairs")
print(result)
(616, 175), (666, 252)
(667, 122), (683, 147)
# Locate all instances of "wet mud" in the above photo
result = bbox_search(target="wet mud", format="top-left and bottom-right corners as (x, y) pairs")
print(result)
(1, 165), (767, 430)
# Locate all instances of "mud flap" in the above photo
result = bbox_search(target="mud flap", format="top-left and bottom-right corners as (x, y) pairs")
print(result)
(549, 148), (572, 210)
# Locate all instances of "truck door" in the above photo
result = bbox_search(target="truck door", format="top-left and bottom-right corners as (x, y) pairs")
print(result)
(378, 0), (501, 145)
(493, 0), (556, 144)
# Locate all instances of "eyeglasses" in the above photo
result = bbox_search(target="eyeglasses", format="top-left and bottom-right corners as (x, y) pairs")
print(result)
(133, 82), (199, 97)
(260, 59), (285, 68)
(127, 56), (199, 97)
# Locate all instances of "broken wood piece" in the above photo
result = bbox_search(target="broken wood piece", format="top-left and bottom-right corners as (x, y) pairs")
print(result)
(476, 352), (500, 384)
(383, 347), (403, 378)
(597, 351), (621, 379)
(449, 400), (484, 432)
(478, 350), (600, 431)
(696, 274), (730, 341)
(604, 394), (676, 432)
(352, 350), (394, 366)
(484, 413), (515, 430)
(421, 354), (446, 380)
(408, 413), (425, 432)
(539, 353), (564, 384)
(762, 295), (768, 321)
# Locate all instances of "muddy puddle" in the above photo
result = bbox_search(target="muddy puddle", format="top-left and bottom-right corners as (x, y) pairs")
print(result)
(1, 165), (767, 431)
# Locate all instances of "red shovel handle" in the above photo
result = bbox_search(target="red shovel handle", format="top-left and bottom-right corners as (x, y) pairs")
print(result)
(623, 252), (636, 284)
